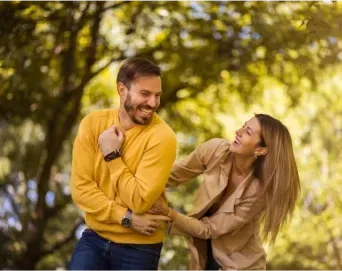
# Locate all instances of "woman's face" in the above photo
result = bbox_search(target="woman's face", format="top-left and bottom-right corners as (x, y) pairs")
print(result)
(229, 117), (263, 157)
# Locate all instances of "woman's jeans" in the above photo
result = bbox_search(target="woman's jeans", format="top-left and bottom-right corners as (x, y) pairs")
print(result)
(68, 229), (162, 270)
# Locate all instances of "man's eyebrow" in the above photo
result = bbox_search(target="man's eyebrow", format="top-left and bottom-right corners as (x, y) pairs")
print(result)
(140, 89), (162, 95)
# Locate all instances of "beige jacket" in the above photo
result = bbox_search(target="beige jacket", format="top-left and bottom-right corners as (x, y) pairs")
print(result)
(168, 138), (266, 270)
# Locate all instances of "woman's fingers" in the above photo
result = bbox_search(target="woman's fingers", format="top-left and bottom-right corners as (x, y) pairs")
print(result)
(140, 219), (164, 235)
(147, 207), (159, 214)
(152, 215), (171, 221)
(146, 214), (171, 221)
(143, 226), (156, 235)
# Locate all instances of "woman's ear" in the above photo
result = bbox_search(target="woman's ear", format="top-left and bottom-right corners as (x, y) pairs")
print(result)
(255, 146), (268, 157)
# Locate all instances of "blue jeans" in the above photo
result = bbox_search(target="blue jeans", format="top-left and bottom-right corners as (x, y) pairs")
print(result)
(68, 229), (162, 270)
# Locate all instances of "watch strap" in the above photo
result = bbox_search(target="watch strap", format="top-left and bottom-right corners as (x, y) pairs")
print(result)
(104, 150), (121, 162)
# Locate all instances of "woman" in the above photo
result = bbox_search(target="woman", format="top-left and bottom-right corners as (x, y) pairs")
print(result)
(149, 114), (300, 270)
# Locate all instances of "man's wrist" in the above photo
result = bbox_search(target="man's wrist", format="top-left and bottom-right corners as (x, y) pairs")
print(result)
(104, 149), (121, 162)
(100, 142), (122, 156)
(121, 209), (132, 227)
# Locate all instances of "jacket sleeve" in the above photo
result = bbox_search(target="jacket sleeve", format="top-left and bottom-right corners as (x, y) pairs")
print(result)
(106, 126), (177, 214)
(168, 138), (225, 187)
(71, 114), (127, 224)
(169, 195), (264, 239)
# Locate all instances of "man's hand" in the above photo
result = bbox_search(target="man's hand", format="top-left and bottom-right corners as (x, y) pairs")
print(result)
(98, 125), (124, 156)
(148, 197), (169, 216)
(131, 213), (170, 236)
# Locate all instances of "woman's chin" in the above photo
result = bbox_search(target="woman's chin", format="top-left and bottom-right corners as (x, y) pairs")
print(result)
(229, 145), (237, 153)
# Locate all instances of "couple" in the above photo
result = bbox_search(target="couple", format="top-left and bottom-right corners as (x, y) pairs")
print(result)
(69, 58), (300, 270)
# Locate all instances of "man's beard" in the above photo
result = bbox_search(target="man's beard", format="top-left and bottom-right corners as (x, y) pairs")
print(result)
(124, 93), (155, 125)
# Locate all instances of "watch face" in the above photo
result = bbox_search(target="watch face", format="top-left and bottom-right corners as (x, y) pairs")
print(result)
(122, 217), (131, 228)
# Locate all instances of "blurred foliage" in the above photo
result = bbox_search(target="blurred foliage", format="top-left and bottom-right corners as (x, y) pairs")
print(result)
(0, 1), (341, 269)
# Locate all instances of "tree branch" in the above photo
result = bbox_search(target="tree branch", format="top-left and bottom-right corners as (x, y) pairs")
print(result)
(88, 55), (127, 80)
(0, 106), (10, 122)
(64, 1), (105, 99)
(101, 1), (131, 13)
(75, 2), (91, 31)
(61, 5), (78, 94)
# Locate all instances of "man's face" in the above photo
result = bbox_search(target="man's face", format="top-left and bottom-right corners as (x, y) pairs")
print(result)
(123, 76), (162, 125)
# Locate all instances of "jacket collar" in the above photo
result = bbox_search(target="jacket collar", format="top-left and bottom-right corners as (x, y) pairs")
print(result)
(188, 153), (255, 217)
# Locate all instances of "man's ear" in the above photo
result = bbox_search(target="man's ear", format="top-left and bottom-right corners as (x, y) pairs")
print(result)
(255, 146), (268, 157)
(117, 82), (127, 96)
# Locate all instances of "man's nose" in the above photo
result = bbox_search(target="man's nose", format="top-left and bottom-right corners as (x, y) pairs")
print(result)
(147, 97), (158, 109)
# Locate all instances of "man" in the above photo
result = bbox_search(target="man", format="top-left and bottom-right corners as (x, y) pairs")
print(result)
(69, 58), (177, 270)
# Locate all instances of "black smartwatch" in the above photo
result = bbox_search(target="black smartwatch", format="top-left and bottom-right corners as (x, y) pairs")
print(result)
(121, 210), (132, 228)
(104, 150), (121, 162)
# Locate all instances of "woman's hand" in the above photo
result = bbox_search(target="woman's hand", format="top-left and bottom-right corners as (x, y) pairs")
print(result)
(131, 213), (170, 236)
(148, 197), (170, 216)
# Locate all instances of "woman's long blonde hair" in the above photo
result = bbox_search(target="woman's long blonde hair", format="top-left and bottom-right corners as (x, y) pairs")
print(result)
(254, 114), (301, 243)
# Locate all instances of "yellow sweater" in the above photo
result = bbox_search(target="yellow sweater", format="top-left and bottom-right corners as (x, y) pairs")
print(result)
(71, 109), (177, 244)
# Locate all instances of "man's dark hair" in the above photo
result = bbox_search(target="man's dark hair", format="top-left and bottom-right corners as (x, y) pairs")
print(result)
(116, 58), (161, 88)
